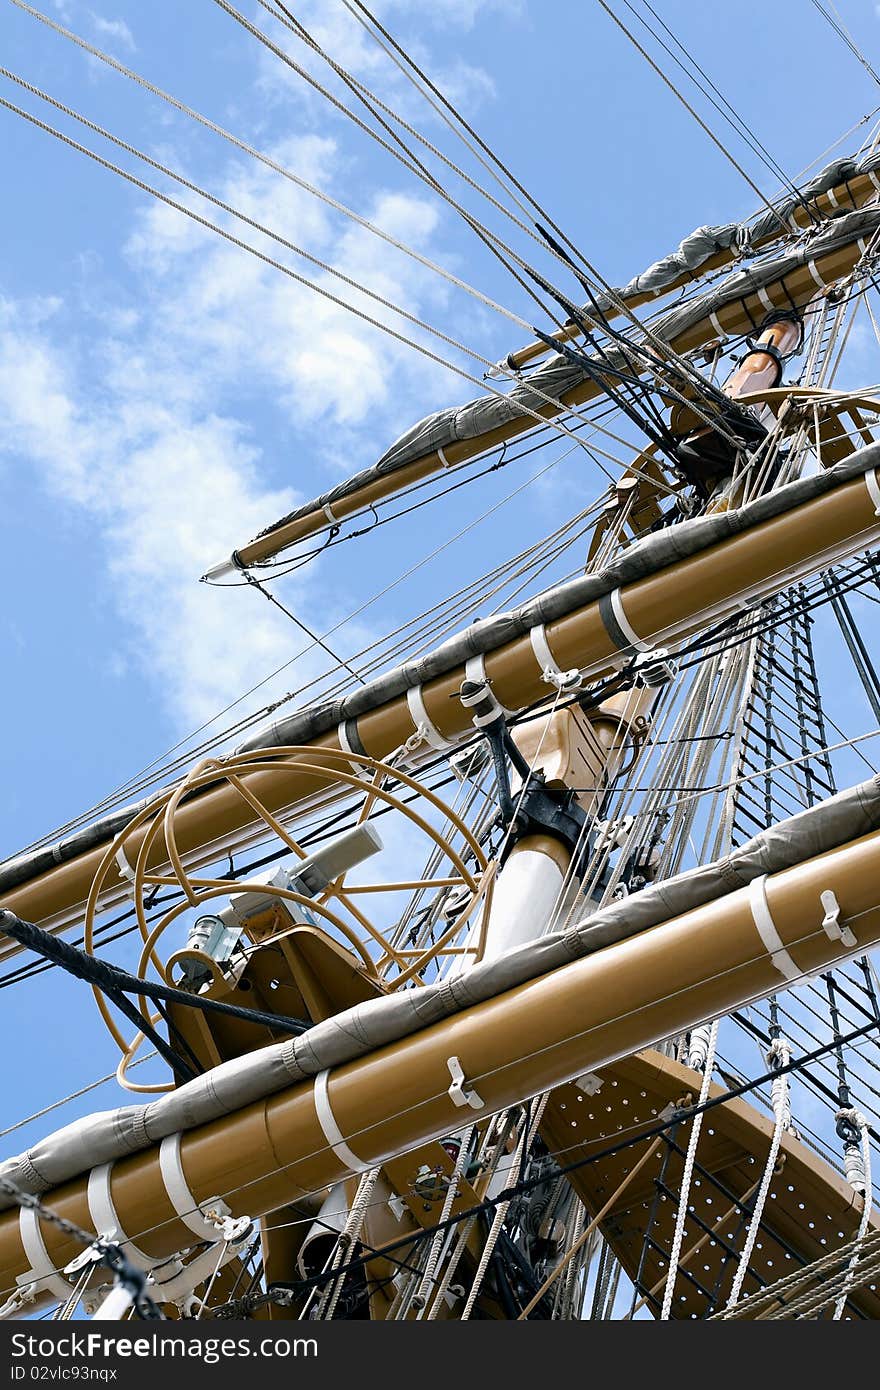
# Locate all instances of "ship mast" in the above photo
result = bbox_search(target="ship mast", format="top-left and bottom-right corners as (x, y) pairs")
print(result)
(4, 1), (880, 1323)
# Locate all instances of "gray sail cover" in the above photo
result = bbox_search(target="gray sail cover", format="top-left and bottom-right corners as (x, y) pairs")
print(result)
(254, 201), (880, 541)
(2, 771), (880, 1209)
(606, 150), (880, 306)
(2, 438), (880, 895)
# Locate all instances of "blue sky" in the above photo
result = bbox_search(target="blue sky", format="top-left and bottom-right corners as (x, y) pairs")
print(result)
(2, 0), (880, 1171)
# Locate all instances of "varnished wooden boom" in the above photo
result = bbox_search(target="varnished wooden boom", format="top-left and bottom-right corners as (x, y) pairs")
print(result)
(507, 165), (880, 370)
(235, 229), (872, 565)
(3, 820), (880, 1297)
(2, 461), (880, 946)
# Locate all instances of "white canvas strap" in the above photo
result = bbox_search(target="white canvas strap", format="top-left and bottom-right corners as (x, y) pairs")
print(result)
(159, 1134), (229, 1242)
(88, 1163), (159, 1268)
(313, 1070), (371, 1173)
(748, 875), (801, 982)
(406, 685), (455, 749)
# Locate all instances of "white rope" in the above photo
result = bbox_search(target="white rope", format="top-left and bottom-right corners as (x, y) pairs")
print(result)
(833, 1109), (872, 1319)
(459, 1098), (547, 1320)
(660, 1018), (719, 1319)
(413, 1125), (476, 1316)
(725, 1037), (791, 1310)
(316, 1166), (381, 1321)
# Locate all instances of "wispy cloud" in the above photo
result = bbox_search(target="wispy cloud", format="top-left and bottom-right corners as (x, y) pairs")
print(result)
(0, 130), (461, 734)
(247, 0), (507, 125)
(1, 0), (514, 746)
(89, 11), (136, 52)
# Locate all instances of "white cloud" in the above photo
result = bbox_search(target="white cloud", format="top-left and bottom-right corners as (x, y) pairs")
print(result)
(247, 0), (507, 126)
(0, 129), (468, 735)
(0, 296), (297, 727)
(89, 12), (136, 51)
(121, 134), (453, 439)
(1, 0), (518, 745)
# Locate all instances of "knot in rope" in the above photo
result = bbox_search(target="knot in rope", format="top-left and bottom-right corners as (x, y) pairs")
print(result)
(836, 1107), (869, 1193)
(766, 1037), (792, 1133)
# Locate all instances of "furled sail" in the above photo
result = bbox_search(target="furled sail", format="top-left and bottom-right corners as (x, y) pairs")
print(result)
(223, 205), (880, 569)
(4, 440), (880, 940)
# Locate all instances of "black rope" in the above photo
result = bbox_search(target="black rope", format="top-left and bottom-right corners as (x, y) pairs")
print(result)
(0, 1176), (164, 1320)
(0, 909), (310, 1039)
(208, 1013), (880, 1318)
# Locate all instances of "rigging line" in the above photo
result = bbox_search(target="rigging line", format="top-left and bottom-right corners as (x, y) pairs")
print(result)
(0, 96), (634, 474)
(233, 0), (739, 429)
(204, 1017), (880, 1319)
(277, 0), (744, 424)
(0, 68), (527, 377)
(672, 549), (880, 671)
(0, 762), (468, 992)
(0, 910), (313, 1038)
(23, 914), (874, 1310)
(269, 0), (621, 314)
(232, 426), (625, 574)
(808, 0), (880, 92)
(714, 1048), (859, 1180)
(6, 4), (550, 340)
(221, 0), (575, 339)
(0, 1053), (158, 1141)
(2, 526), (870, 894)
(340, 0), (599, 279)
(241, 571), (366, 686)
(763, 996), (880, 1106)
(667, 725), (880, 815)
(32, 884), (880, 1292)
(731, 1009), (880, 1154)
(794, 106), (880, 184)
(623, 0), (803, 202)
(594, 0), (790, 235)
(2, 443), (604, 860)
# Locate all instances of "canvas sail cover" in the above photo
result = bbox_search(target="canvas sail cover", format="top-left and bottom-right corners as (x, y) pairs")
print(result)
(2, 770), (880, 1207)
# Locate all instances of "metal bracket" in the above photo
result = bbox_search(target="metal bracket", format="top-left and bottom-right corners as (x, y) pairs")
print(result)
(447, 1056), (485, 1111)
(541, 666), (584, 692)
(574, 1072), (604, 1097)
(387, 1193), (407, 1222)
(820, 889), (857, 949)
(215, 1214), (252, 1244)
(64, 1237), (116, 1278)
(633, 646), (678, 689)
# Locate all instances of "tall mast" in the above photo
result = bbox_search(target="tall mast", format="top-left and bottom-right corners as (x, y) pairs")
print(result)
(4, 7), (880, 1318)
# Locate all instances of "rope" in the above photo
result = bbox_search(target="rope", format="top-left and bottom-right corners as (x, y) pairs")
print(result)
(712, 1227), (880, 1319)
(0, 1053), (158, 1140)
(725, 1036), (791, 1310)
(316, 1166), (381, 1320)
(235, 0), (749, 435)
(7, 2), (542, 335)
(621, 0), (802, 201)
(192, 1015), (880, 1320)
(833, 1108), (873, 1319)
(459, 1097), (546, 1319)
(0, 69), (517, 376)
(660, 1020), (718, 1319)
(0, 90), (680, 493)
(809, 0), (880, 92)
(412, 1125), (476, 1315)
(594, 0), (789, 234)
